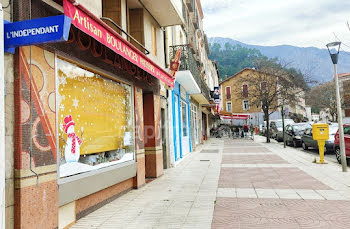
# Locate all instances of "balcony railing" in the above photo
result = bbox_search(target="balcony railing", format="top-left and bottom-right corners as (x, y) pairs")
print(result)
(200, 77), (211, 101)
(190, 12), (199, 29)
(169, 44), (211, 101)
(185, 0), (194, 12)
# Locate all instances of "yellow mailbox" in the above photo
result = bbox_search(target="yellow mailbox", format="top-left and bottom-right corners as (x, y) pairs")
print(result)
(312, 123), (329, 164)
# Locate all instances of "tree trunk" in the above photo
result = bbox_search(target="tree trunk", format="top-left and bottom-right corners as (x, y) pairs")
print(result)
(265, 110), (270, 143)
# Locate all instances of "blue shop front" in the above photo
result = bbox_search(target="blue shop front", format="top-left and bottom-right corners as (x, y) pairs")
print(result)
(171, 82), (192, 162)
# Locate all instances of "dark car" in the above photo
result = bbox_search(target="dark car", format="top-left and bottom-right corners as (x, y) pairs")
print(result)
(334, 124), (350, 163)
(270, 119), (295, 142)
(285, 123), (312, 147)
(301, 123), (338, 153)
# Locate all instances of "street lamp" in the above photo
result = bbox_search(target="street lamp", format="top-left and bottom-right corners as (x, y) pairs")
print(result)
(326, 41), (347, 172)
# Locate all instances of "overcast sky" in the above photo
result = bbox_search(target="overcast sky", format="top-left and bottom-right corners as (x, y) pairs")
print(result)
(201, 0), (350, 50)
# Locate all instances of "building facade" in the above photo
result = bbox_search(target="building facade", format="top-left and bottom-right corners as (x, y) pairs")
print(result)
(166, 0), (219, 165)
(339, 73), (350, 123)
(5, 0), (184, 228)
(2, 0), (220, 228)
(219, 68), (306, 125)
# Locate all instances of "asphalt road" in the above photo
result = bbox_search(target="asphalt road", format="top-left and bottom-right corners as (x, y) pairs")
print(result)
(273, 140), (341, 165)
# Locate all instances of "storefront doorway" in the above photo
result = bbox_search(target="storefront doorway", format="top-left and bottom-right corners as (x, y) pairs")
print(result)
(161, 108), (167, 169)
(174, 95), (180, 161)
(181, 100), (190, 156)
(202, 112), (208, 140)
(191, 104), (199, 146)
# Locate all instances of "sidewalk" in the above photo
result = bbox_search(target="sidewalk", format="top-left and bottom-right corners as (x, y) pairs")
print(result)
(213, 135), (350, 229)
(71, 140), (223, 229)
(71, 136), (350, 228)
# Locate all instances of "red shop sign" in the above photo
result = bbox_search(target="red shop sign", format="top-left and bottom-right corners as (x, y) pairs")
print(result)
(63, 0), (174, 88)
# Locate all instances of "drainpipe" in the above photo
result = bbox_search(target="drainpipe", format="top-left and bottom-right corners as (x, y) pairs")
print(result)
(163, 29), (167, 68)
(0, 4), (6, 228)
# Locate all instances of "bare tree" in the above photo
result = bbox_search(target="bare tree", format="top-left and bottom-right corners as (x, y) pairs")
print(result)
(236, 58), (306, 143)
(306, 81), (337, 121)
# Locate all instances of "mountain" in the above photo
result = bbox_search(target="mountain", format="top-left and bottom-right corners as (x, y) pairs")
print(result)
(209, 37), (350, 83)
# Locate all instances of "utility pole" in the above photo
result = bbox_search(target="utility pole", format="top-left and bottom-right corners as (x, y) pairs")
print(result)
(326, 41), (347, 172)
(281, 105), (286, 148)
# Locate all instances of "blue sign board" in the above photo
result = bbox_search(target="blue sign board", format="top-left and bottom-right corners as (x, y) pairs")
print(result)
(4, 15), (71, 49)
(4, 20), (15, 54)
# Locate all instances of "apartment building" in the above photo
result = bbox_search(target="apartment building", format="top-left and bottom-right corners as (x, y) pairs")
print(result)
(220, 68), (306, 125)
(166, 0), (219, 165)
(1, 0), (219, 228)
(4, 0), (183, 228)
(339, 73), (350, 123)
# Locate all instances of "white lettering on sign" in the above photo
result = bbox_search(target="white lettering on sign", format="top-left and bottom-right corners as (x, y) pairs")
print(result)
(6, 25), (60, 39)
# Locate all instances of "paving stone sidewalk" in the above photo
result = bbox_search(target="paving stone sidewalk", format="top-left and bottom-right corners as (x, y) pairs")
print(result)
(212, 135), (350, 229)
(71, 136), (350, 228)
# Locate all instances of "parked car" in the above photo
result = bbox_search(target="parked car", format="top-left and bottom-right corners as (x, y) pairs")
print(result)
(334, 124), (350, 163)
(301, 123), (338, 153)
(270, 119), (295, 141)
(285, 123), (312, 147)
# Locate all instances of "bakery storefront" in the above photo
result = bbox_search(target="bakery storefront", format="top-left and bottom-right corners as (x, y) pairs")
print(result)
(13, 0), (173, 228)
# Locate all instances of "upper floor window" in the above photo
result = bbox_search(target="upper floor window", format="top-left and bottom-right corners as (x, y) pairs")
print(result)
(242, 84), (248, 98)
(128, 8), (145, 52)
(260, 81), (267, 91)
(102, 0), (122, 35)
(243, 100), (249, 110)
(226, 102), (232, 112)
(152, 25), (157, 56)
(226, 86), (231, 99)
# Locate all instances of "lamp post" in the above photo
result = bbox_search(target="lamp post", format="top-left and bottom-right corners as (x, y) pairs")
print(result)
(326, 41), (347, 172)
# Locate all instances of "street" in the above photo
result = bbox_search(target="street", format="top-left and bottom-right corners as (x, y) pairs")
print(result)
(272, 140), (341, 165)
(72, 135), (350, 228)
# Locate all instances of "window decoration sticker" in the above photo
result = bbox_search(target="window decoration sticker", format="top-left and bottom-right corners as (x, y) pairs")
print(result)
(62, 115), (82, 163)
(57, 58), (135, 178)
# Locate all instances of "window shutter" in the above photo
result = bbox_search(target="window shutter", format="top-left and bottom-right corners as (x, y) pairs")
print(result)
(261, 82), (267, 91)
(242, 84), (248, 98)
(129, 8), (145, 52)
(152, 25), (157, 56)
(226, 87), (231, 99)
(103, 0), (122, 35)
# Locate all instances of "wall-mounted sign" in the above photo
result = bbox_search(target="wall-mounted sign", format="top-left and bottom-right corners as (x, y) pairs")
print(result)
(170, 49), (182, 78)
(213, 86), (220, 104)
(63, 0), (175, 88)
(4, 15), (71, 48)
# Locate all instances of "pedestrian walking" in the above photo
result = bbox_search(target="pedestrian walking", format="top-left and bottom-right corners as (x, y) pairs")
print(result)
(243, 124), (249, 137)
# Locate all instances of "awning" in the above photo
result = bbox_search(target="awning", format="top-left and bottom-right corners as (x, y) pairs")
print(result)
(63, 0), (174, 88)
(220, 113), (251, 120)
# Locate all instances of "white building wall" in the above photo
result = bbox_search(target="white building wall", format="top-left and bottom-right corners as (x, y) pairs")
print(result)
(79, 0), (102, 18)
(1, 2), (14, 228)
(143, 10), (165, 68)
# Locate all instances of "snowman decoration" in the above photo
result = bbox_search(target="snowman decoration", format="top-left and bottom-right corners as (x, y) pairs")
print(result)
(63, 115), (82, 163)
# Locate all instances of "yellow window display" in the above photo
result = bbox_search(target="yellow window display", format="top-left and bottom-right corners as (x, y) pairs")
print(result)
(57, 58), (135, 177)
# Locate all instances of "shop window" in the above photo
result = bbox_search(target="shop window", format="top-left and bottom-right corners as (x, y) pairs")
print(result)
(57, 58), (135, 178)
(243, 100), (249, 110)
(182, 101), (188, 136)
(242, 84), (248, 98)
(226, 86), (231, 99)
(226, 102), (232, 112)
(103, 0), (122, 35)
(152, 25), (157, 56)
